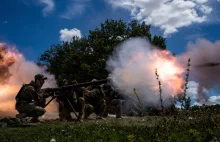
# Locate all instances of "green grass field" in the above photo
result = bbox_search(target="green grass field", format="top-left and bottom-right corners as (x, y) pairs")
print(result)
(1, 110), (220, 142)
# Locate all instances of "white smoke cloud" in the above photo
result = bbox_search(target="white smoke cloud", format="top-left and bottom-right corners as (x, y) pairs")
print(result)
(177, 38), (220, 103)
(107, 37), (185, 107)
(186, 81), (199, 100)
(60, 28), (82, 42)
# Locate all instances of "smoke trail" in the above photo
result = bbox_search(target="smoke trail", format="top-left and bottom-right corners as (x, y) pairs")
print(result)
(0, 42), (58, 118)
(178, 38), (220, 104)
(106, 38), (185, 107)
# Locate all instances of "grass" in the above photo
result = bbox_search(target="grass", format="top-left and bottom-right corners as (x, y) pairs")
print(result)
(1, 109), (220, 142)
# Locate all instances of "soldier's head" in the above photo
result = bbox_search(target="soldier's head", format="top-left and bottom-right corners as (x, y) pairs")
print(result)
(34, 74), (47, 88)
(91, 79), (99, 88)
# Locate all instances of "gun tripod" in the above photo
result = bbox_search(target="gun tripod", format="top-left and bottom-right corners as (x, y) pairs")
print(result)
(45, 94), (81, 122)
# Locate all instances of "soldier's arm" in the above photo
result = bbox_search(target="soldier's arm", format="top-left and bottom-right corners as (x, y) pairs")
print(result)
(43, 92), (53, 98)
(87, 89), (96, 97)
(100, 87), (106, 98)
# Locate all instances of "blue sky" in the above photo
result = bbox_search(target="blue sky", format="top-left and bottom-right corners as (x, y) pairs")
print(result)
(1, 0), (220, 61)
(1, 0), (220, 105)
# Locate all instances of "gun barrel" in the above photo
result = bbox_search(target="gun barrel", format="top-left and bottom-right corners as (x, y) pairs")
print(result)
(48, 79), (108, 92)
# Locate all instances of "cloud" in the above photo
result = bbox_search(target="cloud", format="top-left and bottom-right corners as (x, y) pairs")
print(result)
(192, 101), (202, 106)
(39, 0), (55, 17)
(59, 28), (82, 42)
(208, 96), (220, 104)
(60, 0), (91, 19)
(2, 21), (8, 24)
(107, 0), (214, 36)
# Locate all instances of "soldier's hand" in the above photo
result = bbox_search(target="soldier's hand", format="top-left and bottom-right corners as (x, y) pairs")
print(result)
(48, 92), (54, 96)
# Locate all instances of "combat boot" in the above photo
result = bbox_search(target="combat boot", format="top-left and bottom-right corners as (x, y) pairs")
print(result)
(30, 117), (45, 123)
(15, 113), (27, 119)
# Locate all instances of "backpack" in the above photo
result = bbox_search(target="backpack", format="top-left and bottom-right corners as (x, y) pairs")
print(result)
(15, 84), (29, 100)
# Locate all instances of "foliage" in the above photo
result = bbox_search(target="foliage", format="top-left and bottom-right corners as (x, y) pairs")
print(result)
(38, 19), (166, 84)
(1, 106), (220, 142)
(181, 58), (191, 110)
(155, 68), (164, 110)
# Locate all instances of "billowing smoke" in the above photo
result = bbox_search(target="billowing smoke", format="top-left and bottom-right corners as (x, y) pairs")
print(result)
(107, 38), (185, 107)
(178, 38), (220, 104)
(0, 42), (58, 118)
(107, 37), (220, 107)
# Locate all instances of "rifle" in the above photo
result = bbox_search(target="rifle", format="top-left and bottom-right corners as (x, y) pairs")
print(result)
(43, 79), (109, 121)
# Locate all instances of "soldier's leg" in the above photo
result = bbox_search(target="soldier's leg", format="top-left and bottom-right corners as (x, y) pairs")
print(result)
(96, 99), (106, 118)
(84, 104), (94, 119)
(16, 104), (46, 117)
(57, 100), (71, 121)
(26, 106), (46, 123)
(110, 99), (121, 118)
(76, 97), (85, 119)
(103, 101), (110, 118)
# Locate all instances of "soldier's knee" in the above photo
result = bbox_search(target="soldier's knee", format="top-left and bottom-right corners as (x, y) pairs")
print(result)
(35, 106), (46, 116)
(100, 99), (106, 106)
(85, 104), (94, 112)
(78, 97), (85, 103)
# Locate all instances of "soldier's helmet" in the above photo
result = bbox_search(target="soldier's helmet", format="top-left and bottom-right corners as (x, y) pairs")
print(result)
(91, 79), (97, 82)
(35, 74), (48, 80)
(71, 80), (78, 84)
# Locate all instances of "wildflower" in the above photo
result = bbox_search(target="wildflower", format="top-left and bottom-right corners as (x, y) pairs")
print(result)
(189, 117), (193, 120)
(127, 135), (135, 142)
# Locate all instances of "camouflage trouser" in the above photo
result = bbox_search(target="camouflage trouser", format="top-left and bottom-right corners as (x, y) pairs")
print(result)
(94, 99), (106, 117)
(84, 99), (106, 118)
(84, 104), (94, 119)
(104, 99), (121, 118)
(16, 103), (46, 117)
(58, 97), (85, 120)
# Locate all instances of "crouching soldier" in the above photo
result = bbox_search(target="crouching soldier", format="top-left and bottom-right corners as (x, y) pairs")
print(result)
(101, 83), (121, 118)
(57, 80), (85, 122)
(83, 79), (106, 120)
(15, 74), (53, 123)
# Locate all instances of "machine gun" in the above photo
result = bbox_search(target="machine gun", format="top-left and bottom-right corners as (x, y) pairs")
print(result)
(42, 79), (109, 121)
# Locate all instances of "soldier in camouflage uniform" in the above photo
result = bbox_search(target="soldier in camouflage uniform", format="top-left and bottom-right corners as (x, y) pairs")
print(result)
(101, 83), (122, 118)
(57, 80), (86, 121)
(15, 74), (53, 123)
(83, 79), (106, 119)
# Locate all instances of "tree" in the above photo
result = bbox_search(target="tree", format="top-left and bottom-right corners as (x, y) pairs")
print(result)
(38, 19), (166, 83)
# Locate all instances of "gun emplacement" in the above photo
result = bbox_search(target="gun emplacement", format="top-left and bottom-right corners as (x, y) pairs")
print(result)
(43, 79), (109, 108)
(43, 79), (109, 93)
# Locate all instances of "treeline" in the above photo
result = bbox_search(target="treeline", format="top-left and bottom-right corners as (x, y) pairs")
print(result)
(37, 19), (166, 85)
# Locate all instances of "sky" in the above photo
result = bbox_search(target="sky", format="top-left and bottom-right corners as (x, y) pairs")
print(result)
(1, 0), (220, 61)
(1, 0), (220, 105)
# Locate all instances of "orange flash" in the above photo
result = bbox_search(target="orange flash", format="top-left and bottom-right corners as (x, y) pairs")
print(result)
(0, 43), (58, 118)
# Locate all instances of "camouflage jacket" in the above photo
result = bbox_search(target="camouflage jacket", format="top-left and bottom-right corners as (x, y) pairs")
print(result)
(16, 81), (50, 107)
(85, 87), (105, 104)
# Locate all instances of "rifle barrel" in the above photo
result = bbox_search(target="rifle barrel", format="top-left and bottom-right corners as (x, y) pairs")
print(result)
(46, 79), (108, 92)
